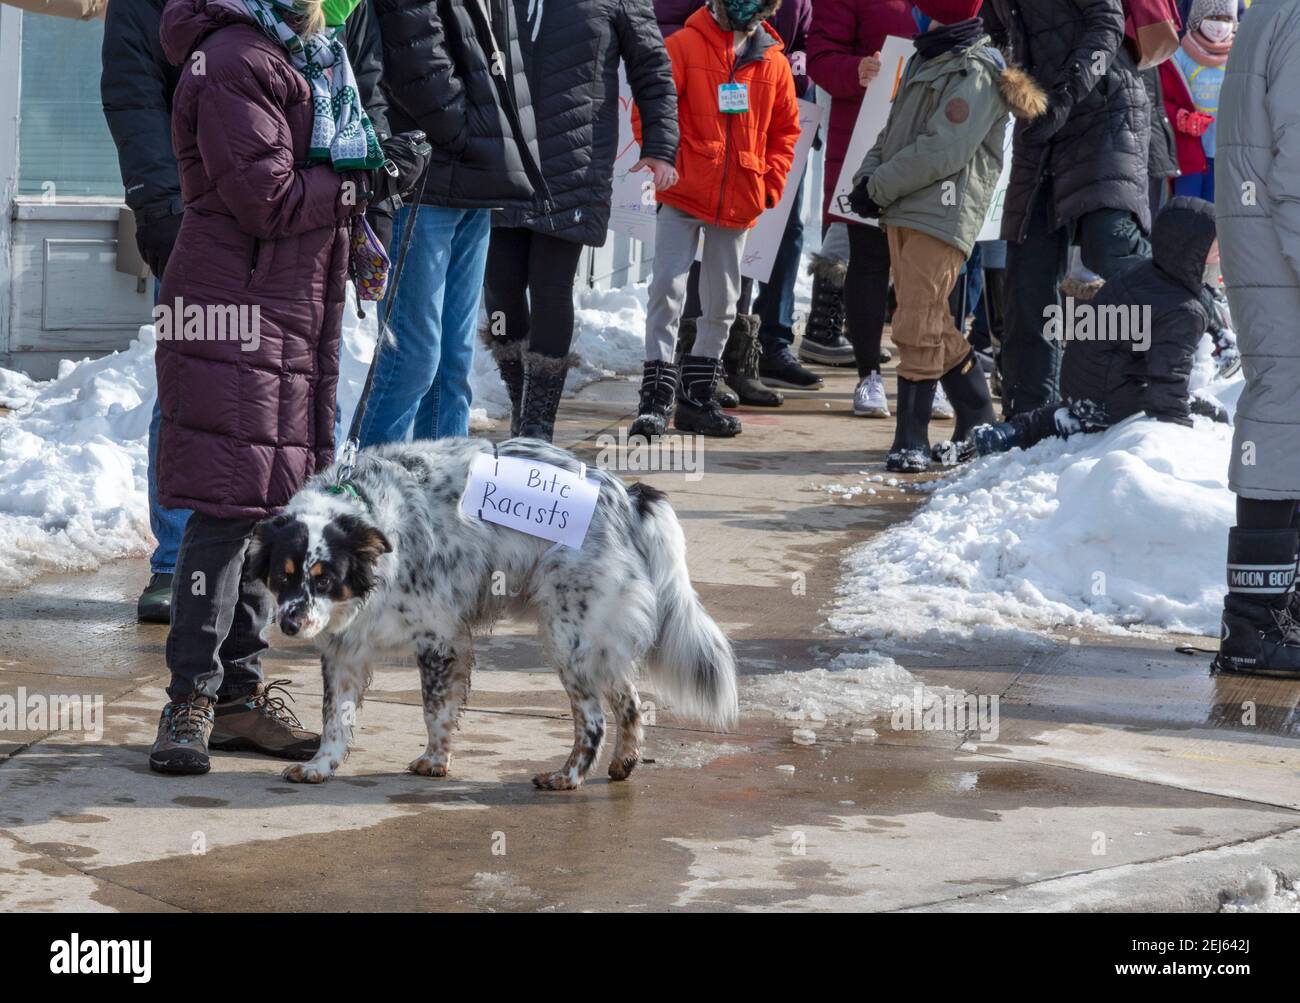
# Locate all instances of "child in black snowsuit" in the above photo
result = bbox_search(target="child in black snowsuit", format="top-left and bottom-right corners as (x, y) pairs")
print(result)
(964, 197), (1225, 457)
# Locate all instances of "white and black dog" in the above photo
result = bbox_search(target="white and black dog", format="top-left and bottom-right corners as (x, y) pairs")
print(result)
(245, 437), (737, 789)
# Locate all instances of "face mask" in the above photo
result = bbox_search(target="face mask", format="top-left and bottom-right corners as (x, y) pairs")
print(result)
(1199, 19), (1235, 44)
(320, 0), (363, 27)
(716, 0), (763, 32)
(912, 7), (933, 33)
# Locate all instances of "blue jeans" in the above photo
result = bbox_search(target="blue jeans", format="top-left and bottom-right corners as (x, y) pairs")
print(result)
(754, 165), (807, 348)
(149, 282), (191, 574)
(357, 204), (490, 445)
(1173, 158), (1215, 202)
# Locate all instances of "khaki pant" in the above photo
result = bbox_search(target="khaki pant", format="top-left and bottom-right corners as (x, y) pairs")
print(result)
(886, 227), (971, 381)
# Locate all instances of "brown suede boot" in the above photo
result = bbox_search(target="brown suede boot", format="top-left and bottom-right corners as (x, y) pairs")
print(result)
(210, 680), (319, 761)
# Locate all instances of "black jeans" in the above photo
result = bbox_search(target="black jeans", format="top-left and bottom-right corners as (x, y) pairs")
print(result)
(753, 165), (808, 347)
(166, 512), (273, 702)
(846, 222), (892, 379)
(483, 226), (586, 358)
(1001, 183), (1151, 415)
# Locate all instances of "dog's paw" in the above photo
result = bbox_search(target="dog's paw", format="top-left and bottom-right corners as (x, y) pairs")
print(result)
(532, 769), (581, 791)
(408, 755), (449, 778)
(608, 754), (639, 782)
(282, 761), (332, 784)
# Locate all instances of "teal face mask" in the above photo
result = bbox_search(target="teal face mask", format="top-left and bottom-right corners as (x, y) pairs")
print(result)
(320, 0), (363, 27)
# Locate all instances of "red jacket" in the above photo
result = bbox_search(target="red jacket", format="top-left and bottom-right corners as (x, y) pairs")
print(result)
(1160, 59), (1208, 178)
(635, 7), (801, 230)
(807, 0), (915, 227)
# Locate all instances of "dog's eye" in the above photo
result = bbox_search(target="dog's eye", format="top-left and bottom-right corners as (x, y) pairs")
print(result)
(313, 575), (334, 594)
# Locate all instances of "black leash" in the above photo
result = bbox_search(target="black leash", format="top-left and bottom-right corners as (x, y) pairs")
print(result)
(335, 167), (430, 485)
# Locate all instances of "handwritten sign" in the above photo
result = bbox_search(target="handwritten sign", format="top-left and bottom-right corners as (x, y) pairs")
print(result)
(460, 453), (600, 550)
(608, 69), (658, 247)
(741, 98), (824, 284)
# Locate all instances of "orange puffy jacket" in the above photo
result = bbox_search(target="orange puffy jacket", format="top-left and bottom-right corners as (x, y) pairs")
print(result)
(634, 6), (800, 230)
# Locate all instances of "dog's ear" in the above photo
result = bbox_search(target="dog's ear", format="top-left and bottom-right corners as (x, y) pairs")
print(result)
(341, 514), (392, 562)
(245, 514), (290, 587)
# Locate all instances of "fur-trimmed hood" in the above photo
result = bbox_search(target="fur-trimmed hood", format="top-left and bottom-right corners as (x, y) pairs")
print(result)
(998, 64), (1048, 121)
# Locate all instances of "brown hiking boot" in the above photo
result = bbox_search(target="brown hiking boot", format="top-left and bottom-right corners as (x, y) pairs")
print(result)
(210, 680), (319, 761)
(149, 696), (215, 775)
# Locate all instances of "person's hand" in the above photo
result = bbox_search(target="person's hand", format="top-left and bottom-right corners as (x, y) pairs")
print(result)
(847, 177), (881, 219)
(1176, 108), (1214, 138)
(1022, 84), (1075, 145)
(134, 211), (183, 279)
(632, 157), (678, 190)
(858, 52), (882, 88)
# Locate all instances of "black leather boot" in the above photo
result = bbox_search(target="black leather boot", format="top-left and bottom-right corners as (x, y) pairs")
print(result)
(675, 355), (742, 437)
(482, 331), (524, 437)
(516, 351), (576, 442)
(676, 317), (739, 408)
(723, 315), (784, 407)
(886, 377), (936, 473)
(629, 360), (678, 441)
(1213, 528), (1300, 678)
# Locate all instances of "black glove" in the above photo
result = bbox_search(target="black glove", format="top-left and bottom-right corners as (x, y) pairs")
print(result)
(847, 178), (882, 220)
(1022, 84), (1075, 146)
(372, 130), (432, 205)
(366, 205), (394, 252)
(1189, 394), (1230, 425)
(135, 211), (183, 279)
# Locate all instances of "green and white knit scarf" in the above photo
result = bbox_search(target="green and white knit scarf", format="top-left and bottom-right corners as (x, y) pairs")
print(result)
(242, 0), (384, 171)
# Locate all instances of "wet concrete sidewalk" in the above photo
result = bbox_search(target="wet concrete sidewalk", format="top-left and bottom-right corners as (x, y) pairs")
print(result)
(2, 359), (1299, 912)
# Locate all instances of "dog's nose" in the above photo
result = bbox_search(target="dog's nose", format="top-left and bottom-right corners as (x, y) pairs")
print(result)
(280, 615), (300, 636)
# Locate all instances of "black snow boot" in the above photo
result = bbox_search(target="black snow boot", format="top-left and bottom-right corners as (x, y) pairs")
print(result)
(629, 360), (678, 441)
(675, 355), (742, 437)
(799, 256), (855, 366)
(1213, 528), (1300, 678)
(676, 317), (739, 408)
(969, 405), (1061, 457)
(516, 351), (576, 442)
(939, 351), (997, 443)
(723, 315), (784, 407)
(886, 377), (937, 473)
(483, 331), (525, 437)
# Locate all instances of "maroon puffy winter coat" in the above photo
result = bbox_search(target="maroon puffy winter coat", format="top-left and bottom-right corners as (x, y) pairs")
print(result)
(807, 0), (914, 228)
(157, 0), (360, 519)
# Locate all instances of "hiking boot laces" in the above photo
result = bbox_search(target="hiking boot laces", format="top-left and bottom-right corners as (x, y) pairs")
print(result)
(251, 679), (306, 730)
(167, 700), (212, 745)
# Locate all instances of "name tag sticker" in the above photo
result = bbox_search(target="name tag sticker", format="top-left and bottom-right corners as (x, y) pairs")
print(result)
(461, 453), (600, 550)
(718, 82), (749, 114)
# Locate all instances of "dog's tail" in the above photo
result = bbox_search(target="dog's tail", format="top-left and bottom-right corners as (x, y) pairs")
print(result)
(630, 483), (738, 729)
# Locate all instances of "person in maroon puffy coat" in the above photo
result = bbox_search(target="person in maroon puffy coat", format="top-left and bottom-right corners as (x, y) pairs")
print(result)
(807, 0), (914, 403)
(149, 0), (374, 775)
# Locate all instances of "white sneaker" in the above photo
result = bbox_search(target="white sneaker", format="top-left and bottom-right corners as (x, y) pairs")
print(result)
(853, 372), (890, 417)
(932, 383), (955, 420)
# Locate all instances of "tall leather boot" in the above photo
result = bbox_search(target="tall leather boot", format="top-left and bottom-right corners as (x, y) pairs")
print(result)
(1214, 528), (1300, 678)
(886, 377), (937, 473)
(723, 315), (783, 407)
(516, 351), (577, 443)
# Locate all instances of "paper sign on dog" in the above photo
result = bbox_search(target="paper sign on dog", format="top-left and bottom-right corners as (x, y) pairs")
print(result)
(461, 453), (600, 550)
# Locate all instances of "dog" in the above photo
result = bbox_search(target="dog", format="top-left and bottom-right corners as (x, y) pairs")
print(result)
(244, 436), (737, 789)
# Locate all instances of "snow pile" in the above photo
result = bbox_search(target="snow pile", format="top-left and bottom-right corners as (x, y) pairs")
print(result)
(1220, 867), (1300, 914)
(741, 651), (966, 728)
(830, 370), (1245, 642)
(0, 283), (649, 587)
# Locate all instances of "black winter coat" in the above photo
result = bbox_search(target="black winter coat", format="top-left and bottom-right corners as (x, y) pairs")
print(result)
(1060, 197), (1216, 426)
(984, 0), (1151, 241)
(1142, 67), (1178, 182)
(373, 0), (547, 210)
(495, 0), (678, 245)
(101, 0), (390, 224)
